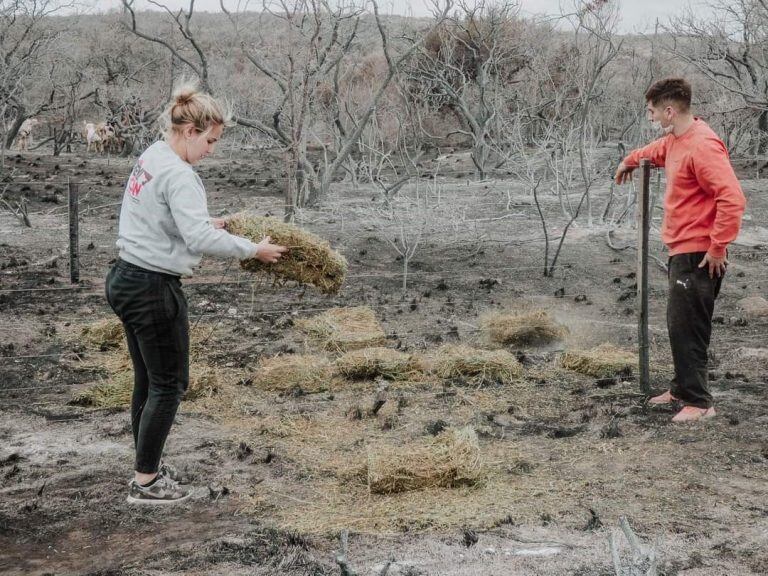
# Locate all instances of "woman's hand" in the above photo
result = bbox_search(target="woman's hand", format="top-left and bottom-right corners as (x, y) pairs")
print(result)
(254, 236), (288, 264)
(211, 217), (228, 230)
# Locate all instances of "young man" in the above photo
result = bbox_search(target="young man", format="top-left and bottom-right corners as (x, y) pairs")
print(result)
(615, 78), (746, 423)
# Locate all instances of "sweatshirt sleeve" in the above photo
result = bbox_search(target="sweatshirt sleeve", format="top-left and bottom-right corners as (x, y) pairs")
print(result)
(165, 172), (258, 260)
(692, 138), (746, 259)
(624, 136), (670, 168)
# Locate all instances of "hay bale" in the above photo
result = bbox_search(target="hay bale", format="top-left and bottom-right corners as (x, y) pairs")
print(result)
(335, 347), (416, 380)
(296, 307), (387, 352)
(71, 365), (221, 407)
(431, 344), (522, 385)
(185, 365), (221, 400)
(227, 215), (347, 295)
(80, 318), (124, 350)
(253, 354), (334, 392)
(561, 343), (636, 378)
(71, 371), (133, 408)
(481, 310), (566, 347)
(367, 427), (485, 494)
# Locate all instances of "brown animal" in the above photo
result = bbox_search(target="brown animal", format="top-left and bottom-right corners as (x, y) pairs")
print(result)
(97, 123), (122, 154)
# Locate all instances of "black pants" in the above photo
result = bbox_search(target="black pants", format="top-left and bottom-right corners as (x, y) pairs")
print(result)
(667, 252), (723, 409)
(105, 259), (189, 474)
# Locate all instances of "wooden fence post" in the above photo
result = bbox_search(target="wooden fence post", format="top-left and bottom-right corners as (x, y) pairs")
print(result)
(68, 180), (79, 284)
(637, 160), (651, 394)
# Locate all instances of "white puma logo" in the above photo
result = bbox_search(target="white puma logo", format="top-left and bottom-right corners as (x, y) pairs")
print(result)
(676, 279), (690, 290)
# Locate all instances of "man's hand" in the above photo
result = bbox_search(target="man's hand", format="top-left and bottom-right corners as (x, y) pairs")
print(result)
(254, 236), (288, 264)
(698, 253), (728, 278)
(614, 161), (635, 185)
(211, 217), (228, 230)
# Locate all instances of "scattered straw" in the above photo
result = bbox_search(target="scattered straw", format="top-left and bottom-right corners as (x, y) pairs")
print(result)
(481, 310), (566, 347)
(430, 344), (522, 385)
(185, 365), (221, 400)
(335, 347), (417, 380)
(296, 306), (387, 352)
(367, 427), (485, 494)
(227, 215), (347, 294)
(70, 371), (133, 408)
(561, 343), (636, 378)
(71, 365), (223, 408)
(252, 354), (334, 392)
(80, 318), (124, 350)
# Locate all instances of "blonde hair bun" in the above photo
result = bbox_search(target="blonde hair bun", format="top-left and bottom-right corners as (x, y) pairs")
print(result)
(159, 80), (232, 137)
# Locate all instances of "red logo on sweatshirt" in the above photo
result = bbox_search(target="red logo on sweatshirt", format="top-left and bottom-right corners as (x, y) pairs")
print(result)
(127, 159), (153, 198)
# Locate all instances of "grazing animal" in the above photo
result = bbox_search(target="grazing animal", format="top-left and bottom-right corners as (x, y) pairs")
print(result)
(84, 121), (103, 153)
(16, 118), (40, 151)
(98, 122), (122, 154)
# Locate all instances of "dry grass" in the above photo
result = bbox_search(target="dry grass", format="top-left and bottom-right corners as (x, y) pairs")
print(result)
(296, 306), (388, 352)
(70, 370), (134, 408)
(335, 347), (418, 380)
(561, 343), (637, 378)
(71, 364), (223, 408)
(481, 310), (567, 347)
(367, 427), (486, 494)
(252, 353), (334, 392)
(80, 317), (124, 350)
(428, 344), (522, 385)
(227, 214), (347, 295)
(69, 319), (225, 408)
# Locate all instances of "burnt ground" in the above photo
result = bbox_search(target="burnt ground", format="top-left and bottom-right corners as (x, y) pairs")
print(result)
(0, 147), (767, 576)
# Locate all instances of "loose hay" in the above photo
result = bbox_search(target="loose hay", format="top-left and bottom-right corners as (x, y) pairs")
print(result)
(253, 354), (334, 392)
(227, 215), (347, 294)
(367, 427), (485, 494)
(296, 306), (387, 352)
(335, 347), (417, 380)
(481, 310), (566, 347)
(431, 344), (522, 385)
(80, 318), (124, 350)
(561, 343), (637, 378)
(72, 365), (222, 408)
(185, 365), (221, 400)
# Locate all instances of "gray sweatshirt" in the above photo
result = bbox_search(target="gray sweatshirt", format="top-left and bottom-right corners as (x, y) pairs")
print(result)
(116, 140), (257, 276)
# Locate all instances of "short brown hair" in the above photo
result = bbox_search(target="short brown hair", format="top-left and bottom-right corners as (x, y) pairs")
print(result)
(645, 78), (692, 111)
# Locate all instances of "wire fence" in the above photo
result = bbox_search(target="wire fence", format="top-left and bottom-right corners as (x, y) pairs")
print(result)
(2, 167), (766, 408)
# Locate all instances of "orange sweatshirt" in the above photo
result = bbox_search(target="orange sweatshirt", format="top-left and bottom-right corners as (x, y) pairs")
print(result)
(624, 119), (746, 258)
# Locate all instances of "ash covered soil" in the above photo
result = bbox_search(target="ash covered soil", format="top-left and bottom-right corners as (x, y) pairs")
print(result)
(1, 149), (767, 575)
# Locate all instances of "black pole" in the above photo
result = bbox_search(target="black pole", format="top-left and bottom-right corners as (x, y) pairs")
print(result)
(68, 180), (79, 284)
(637, 160), (651, 394)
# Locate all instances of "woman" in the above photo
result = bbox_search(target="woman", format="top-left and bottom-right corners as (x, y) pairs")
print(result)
(105, 85), (287, 505)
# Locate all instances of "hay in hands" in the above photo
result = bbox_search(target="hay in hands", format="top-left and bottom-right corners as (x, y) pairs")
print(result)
(80, 318), (124, 350)
(335, 347), (417, 380)
(367, 427), (485, 494)
(561, 343), (636, 378)
(296, 306), (387, 352)
(227, 215), (347, 295)
(481, 310), (566, 347)
(253, 353), (334, 393)
(431, 344), (522, 385)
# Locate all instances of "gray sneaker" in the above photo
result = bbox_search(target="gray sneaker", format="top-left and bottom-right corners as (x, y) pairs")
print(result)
(126, 474), (194, 505)
(159, 461), (184, 483)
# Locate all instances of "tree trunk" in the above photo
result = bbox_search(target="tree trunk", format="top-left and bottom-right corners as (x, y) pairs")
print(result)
(758, 109), (768, 155)
(4, 113), (26, 150)
(471, 136), (487, 180)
